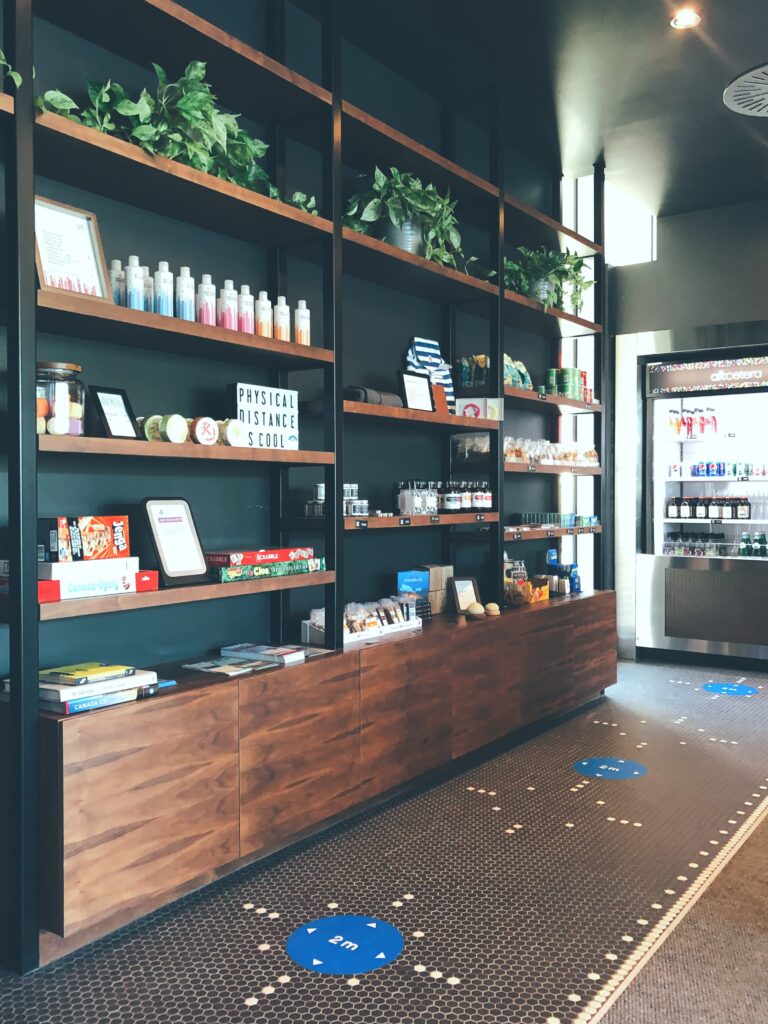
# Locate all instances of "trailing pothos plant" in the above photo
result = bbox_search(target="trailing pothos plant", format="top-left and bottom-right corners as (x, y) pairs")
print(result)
(490, 245), (593, 314)
(35, 61), (317, 215)
(0, 49), (22, 89)
(343, 166), (474, 271)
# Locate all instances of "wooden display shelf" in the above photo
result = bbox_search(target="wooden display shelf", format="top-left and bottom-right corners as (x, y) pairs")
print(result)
(34, 570), (336, 622)
(0, 92), (13, 117)
(37, 290), (333, 368)
(345, 512), (499, 530)
(38, 435), (334, 466)
(504, 525), (603, 541)
(342, 101), (497, 214)
(503, 386), (602, 414)
(504, 461), (602, 476)
(36, 0), (331, 128)
(35, 113), (333, 247)
(504, 193), (603, 258)
(343, 400), (500, 431)
(504, 289), (602, 338)
(342, 228), (499, 305)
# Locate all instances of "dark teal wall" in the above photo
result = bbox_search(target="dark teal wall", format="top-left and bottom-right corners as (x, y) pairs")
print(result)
(0, 1), (555, 675)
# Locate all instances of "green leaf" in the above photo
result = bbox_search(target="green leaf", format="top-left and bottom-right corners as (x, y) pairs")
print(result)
(360, 197), (382, 222)
(8, 70), (21, 89)
(42, 89), (79, 112)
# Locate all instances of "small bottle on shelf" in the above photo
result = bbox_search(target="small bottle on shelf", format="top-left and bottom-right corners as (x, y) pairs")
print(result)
(274, 296), (291, 341)
(737, 496), (751, 520)
(238, 285), (255, 334)
(739, 532), (753, 557)
(196, 274), (217, 325)
(142, 266), (154, 313)
(295, 299), (311, 345)
(154, 261), (174, 317)
(256, 291), (273, 337)
(125, 255), (144, 311)
(175, 266), (195, 321)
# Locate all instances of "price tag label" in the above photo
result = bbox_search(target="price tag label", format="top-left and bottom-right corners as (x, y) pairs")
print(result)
(727, 432), (736, 438)
(527, 464), (537, 473)
(712, 519), (723, 525)
(538, 393), (548, 401)
(475, 513), (485, 522)
(567, 528), (574, 535)
(738, 476), (749, 482)
(399, 517), (411, 527)
(355, 519), (368, 529)
(590, 527), (597, 534)
(547, 530), (556, 537)
(430, 515), (440, 523)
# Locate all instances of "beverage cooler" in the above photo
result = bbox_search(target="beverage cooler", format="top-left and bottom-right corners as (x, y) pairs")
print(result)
(636, 353), (768, 659)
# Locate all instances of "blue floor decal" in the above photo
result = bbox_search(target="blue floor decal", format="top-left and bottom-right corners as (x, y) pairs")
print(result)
(703, 682), (758, 696)
(574, 756), (648, 779)
(285, 915), (404, 975)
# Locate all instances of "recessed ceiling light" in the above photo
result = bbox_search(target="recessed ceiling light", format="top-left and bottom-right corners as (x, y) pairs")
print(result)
(670, 8), (701, 30)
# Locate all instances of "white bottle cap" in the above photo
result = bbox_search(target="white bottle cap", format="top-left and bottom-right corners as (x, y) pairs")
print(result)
(179, 266), (191, 278)
(158, 261), (169, 272)
(142, 266), (150, 278)
(202, 274), (212, 285)
(111, 259), (122, 271)
(259, 291), (269, 300)
(240, 284), (251, 295)
(277, 295), (287, 306)
(128, 255), (140, 267)
(224, 280), (234, 291)
(297, 299), (307, 310)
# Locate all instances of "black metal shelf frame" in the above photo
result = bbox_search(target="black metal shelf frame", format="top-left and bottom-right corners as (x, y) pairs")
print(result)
(0, 0), (609, 972)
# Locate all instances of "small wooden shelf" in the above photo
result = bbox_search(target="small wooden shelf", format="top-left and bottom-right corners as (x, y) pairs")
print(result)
(503, 386), (602, 414)
(504, 525), (602, 541)
(34, 570), (336, 622)
(343, 400), (500, 431)
(345, 512), (499, 530)
(38, 435), (334, 466)
(504, 289), (602, 338)
(36, 0), (331, 128)
(504, 194), (603, 258)
(35, 113), (333, 247)
(342, 101), (497, 214)
(0, 93), (13, 117)
(37, 290), (333, 369)
(504, 462), (602, 476)
(342, 228), (499, 305)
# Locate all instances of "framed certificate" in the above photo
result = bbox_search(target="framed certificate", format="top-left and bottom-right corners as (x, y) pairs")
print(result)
(399, 370), (435, 412)
(34, 196), (111, 301)
(141, 498), (208, 587)
(88, 386), (139, 439)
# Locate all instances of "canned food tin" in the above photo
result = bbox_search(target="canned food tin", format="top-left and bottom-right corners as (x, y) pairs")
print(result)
(187, 416), (219, 445)
(141, 414), (163, 441)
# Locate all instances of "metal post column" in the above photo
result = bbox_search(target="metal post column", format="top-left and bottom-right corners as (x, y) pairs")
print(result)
(321, 0), (343, 648)
(593, 156), (613, 589)
(489, 85), (505, 605)
(3, 0), (39, 974)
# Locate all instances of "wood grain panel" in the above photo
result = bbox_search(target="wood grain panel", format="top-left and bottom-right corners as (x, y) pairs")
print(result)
(359, 630), (453, 799)
(39, 434), (333, 465)
(239, 654), (361, 855)
(49, 684), (239, 936)
(449, 616), (527, 759)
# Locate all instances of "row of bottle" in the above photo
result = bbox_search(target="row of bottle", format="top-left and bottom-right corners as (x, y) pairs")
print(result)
(666, 496), (751, 520)
(110, 258), (310, 344)
(662, 532), (732, 557)
(739, 532), (768, 557)
(395, 481), (494, 516)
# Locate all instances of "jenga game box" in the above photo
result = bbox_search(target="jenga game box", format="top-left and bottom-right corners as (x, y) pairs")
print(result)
(38, 515), (131, 562)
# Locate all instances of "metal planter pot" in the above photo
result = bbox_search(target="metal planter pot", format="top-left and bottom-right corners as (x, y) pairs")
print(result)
(378, 217), (425, 257)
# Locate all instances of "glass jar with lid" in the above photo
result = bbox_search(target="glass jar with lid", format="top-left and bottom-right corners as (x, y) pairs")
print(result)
(36, 362), (85, 436)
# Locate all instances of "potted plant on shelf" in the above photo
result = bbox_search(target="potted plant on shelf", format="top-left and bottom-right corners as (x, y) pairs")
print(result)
(491, 245), (593, 315)
(343, 166), (474, 271)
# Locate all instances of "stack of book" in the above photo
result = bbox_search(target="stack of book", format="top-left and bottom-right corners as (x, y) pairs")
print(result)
(205, 546), (325, 583)
(33, 662), (173, 715)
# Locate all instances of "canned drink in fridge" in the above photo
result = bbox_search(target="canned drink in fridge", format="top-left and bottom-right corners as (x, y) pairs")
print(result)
(717, 462), (725, 476)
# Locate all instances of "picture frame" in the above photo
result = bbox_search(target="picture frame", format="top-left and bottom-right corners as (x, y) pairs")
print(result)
(449, 576), (481, 613)
(399, 370), (435, 412)
(34, 196), (112, 302)
(88, 386), (139, 439)
(141, 498), (209, 588)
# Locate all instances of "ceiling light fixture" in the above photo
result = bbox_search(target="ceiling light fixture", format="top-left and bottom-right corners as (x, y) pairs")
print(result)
(670, 8), (701, 30)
